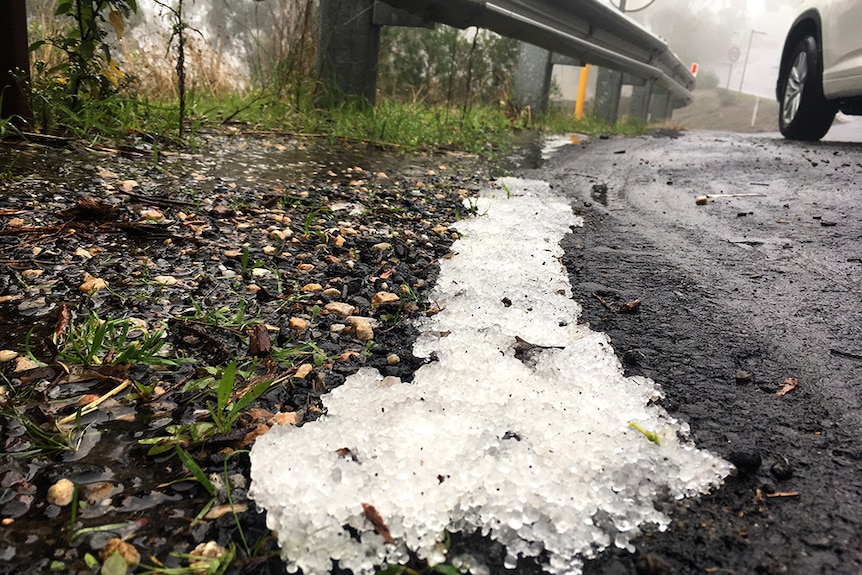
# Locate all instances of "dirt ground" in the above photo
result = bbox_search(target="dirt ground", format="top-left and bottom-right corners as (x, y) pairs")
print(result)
(532, 131), (862, 575)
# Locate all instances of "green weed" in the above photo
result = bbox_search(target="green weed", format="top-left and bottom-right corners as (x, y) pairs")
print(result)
(140, 361), (273, 454)
(56, 312), (190, 368)
(3, 406), (89, 457)
(538, 106), (650, 137)
(207, 361), (272, 435)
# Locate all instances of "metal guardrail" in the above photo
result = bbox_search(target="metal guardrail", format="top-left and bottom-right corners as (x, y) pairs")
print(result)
(378, 0), (695, 105)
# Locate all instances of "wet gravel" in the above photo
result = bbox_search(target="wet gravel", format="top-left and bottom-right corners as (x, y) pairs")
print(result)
(0, 135), (503, 574)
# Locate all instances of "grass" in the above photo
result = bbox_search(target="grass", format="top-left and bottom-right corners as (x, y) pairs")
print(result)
(14, 69), (655, 154)
(56, 312), (189, 368)
(539, 105), (650, 137)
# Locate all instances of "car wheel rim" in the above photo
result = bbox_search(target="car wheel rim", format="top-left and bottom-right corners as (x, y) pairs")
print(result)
(782, 50), (808, 126)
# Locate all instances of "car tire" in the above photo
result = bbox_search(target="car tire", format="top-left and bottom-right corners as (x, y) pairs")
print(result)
(778, 35), (836, 141)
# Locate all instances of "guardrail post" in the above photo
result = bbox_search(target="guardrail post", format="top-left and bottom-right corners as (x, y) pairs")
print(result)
(514, 42), (553, 114)
(595, 67), (622, 123)
(630, 81), (652, 121)
(318, 0), (381, 104)
(0, 0), (31, 124)
(648, 88), (671, 122)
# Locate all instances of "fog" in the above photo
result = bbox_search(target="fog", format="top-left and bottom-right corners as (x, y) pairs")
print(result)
(618, 0), (802, 98)
(24, 0), (809, 105)
(119, 0), (803, 99)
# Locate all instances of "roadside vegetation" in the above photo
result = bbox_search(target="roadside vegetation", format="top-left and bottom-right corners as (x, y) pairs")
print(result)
(9, 0), (646, 153)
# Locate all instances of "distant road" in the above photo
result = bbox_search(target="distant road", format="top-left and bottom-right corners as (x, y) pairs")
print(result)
(825, 114), (862, 142)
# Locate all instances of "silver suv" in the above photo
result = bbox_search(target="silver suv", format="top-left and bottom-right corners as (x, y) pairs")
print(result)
(777, 1), (862, 140)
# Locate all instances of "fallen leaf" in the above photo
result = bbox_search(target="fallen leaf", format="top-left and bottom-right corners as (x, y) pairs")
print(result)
(77, 394), (100, 406)
(240, 423), (270, 447)
(80, 273), (108, 293)
(294, 364), (313, 379)
(248, 324), (272, 357)
(53, 303), (72, 342)
(361, 502), (395, 544)
(119, 179), (138, 192)
(101, 552), (129, 575)
(74, 247), (93, 259)
(272, 411), (300, 426)
(153, 275), (178, 286)
(775, 377), (798, 397)
(140, 208), (164, 220)
(82, 482), (115, 505)
(97, 167), (118, 179)
(204, 503), (248, 520)
(247, 408), (275, 422)
(14, 356), (39, 372)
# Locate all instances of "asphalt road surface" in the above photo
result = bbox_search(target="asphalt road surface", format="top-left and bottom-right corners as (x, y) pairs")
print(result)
(529, 131), (862, 575)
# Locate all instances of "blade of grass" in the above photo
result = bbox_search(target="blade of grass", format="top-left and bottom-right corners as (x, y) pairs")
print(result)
(176, 444), (216, 497)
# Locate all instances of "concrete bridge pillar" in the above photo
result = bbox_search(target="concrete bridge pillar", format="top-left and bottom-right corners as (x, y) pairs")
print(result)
(513, 42), (553, 114)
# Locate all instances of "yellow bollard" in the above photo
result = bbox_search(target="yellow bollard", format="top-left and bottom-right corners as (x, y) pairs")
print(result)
(575, 64), (590, 120)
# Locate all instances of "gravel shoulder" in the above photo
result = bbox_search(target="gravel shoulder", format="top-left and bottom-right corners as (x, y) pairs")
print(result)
(0, 136), (496, 574)
(535, 131), (862, 574)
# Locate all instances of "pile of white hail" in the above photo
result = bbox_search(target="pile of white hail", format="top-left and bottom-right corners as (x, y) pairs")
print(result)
(250, 177), (732, 575)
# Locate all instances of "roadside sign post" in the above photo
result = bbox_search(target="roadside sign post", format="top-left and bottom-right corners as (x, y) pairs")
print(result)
(726, 46), (740, 89)
(739, 29), (767, 93)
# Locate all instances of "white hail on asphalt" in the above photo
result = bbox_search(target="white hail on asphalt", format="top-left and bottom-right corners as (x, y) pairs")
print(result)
(249, 177), (732, 575)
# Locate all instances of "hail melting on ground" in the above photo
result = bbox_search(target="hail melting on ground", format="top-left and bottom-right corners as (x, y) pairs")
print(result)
(249, 177), (733, 575)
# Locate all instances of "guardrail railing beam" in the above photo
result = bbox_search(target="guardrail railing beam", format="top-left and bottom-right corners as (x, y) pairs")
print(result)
(317, 0), (694, 119)
(379, 0), (694, 105)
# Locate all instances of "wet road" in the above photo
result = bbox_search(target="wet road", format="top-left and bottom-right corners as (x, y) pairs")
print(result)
(530, 131), (862, 574)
